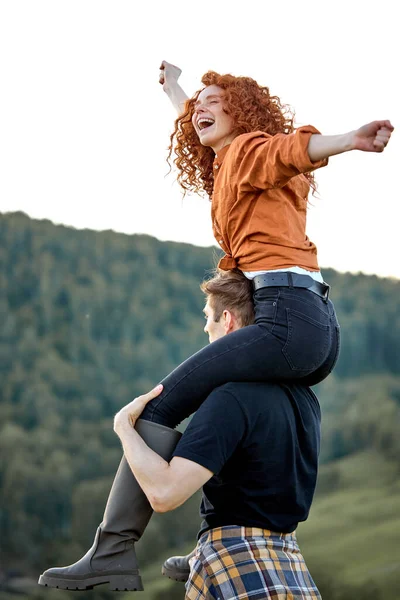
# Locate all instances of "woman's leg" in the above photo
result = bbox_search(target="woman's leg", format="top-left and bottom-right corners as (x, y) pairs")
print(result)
(38, 421), (182, 591)
(141, 288), (339, 427)
(301, 314), (341, 387)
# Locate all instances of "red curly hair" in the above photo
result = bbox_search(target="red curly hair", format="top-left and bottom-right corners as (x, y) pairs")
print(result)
(168, 71), (316, 197)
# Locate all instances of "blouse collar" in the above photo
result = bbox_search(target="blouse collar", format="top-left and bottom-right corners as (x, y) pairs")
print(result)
(213, 144), (232, 171)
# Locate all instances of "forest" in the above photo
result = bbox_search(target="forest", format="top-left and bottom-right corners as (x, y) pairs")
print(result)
(0, 211), (399, 600)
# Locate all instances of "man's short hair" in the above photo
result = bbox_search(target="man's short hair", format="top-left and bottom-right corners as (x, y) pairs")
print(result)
(200, 269), (255, 327)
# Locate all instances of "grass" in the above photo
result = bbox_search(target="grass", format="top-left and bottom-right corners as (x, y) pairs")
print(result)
(298, 449), (400, 595)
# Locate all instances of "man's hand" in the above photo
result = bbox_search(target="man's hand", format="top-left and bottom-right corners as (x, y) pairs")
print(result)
(114, 384), (163, 434)
(159, 60), (182, 93)
(351, 120), (394, 153)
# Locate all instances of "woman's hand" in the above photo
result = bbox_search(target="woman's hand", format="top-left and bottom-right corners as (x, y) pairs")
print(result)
(113, 384), (163, 434)
(351, 120), (394, 153)
(308, 120), (394, 161)
(158, 61), (189, 115)
(159, 61), (182, 93)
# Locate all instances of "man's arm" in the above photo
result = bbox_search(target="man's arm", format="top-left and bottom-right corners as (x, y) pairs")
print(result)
(119, 428), (213, 513)
(159, 60), (189, 115)
(114, 386), (213, 513)
(307, 120), (394, 161)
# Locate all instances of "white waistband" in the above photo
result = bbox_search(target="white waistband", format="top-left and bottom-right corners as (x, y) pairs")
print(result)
(243, 267), (323, 283)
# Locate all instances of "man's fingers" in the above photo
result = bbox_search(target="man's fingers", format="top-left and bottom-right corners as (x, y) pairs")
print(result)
(120, 385), (163, 416)
(115, 386), (162, 432)
(132, 385), (163, 407)
(142, 384), (163, 402)
(125, 385), (163, 426)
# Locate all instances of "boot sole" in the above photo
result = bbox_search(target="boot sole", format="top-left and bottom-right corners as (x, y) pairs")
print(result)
(161, 564), (190, 583)
(38, 571), (144, 591)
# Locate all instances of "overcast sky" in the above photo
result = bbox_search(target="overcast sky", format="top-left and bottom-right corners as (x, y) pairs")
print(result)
(1, 0), (399, 279)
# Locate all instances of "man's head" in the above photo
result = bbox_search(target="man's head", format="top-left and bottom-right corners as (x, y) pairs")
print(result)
(200, 269), (254, 343)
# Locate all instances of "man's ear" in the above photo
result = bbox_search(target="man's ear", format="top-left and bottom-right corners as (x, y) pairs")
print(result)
(223, 309), (236, 334)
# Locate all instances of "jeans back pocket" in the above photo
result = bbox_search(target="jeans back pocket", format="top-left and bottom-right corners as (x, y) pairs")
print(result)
(282, 308), (330, 372)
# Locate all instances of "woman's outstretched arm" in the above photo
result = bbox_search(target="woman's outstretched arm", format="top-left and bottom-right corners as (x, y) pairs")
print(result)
(307, 120), (394, 161)
(159, 60), (189, 115)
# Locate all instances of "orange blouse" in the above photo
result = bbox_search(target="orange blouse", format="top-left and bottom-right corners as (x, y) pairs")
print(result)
(211, 125), (328, 272)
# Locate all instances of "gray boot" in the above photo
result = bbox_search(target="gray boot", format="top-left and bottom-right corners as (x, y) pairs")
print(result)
(161, 548), (196, 582)
(38, 420), (181, 592)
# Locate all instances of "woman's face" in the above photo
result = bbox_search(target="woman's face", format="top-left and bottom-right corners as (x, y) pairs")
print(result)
(192, 85), (237, 153)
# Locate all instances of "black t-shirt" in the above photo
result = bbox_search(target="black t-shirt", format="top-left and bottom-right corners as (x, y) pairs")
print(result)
(172, 382), (320, 535)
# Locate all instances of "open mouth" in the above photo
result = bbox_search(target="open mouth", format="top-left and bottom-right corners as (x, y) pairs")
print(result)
(197, 118), (215, 131)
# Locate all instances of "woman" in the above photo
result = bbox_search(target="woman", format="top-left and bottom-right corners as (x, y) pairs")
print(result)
(138, 62), (393, 427)
(38, 63), (393, 592)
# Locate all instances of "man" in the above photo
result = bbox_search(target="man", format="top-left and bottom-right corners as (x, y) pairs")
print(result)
(114, 269), (322, 599)
(39, 269), (321, 598)
(38, 270), (253, 593)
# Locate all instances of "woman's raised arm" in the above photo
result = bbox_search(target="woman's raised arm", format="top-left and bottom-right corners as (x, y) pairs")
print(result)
(159, 60), (189, 115)
(307, 120), (394, 162)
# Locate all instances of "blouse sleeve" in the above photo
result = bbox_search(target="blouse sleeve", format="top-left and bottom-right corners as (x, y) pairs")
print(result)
(234, 126), (329, 191)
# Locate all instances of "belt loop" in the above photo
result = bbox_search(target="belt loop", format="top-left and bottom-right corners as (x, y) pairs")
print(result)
(323, 283), (330, 303)
(287, 272), (293, 288)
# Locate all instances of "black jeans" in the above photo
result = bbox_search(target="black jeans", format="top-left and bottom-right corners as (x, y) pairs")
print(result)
(141, 286), (340, 427)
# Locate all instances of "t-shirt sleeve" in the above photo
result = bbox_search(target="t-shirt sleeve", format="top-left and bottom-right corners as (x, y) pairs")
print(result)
(172, 387), (247, 474)
(235, 126), (329, 191)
